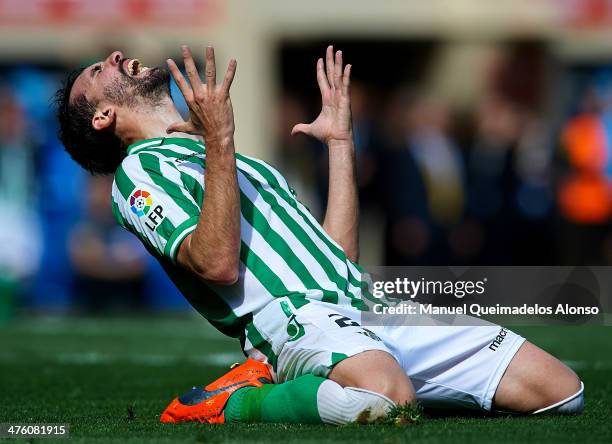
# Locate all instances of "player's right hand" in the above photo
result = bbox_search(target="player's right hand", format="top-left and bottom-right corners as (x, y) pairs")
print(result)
(166, 45), (237, 148)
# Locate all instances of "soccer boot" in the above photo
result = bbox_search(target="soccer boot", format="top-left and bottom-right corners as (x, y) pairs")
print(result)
(160, 358), (272, 424)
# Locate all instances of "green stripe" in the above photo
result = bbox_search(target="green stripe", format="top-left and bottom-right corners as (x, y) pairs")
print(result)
(164, 215), (199, 261)
(240, 191), (339, 304)
(141, 147), (204, 163)
(245, 322), (278, 370)
(111, 198), (126, 229)
(287, 296), (310, 309)
(179, 170), (204, 206)
(138, 153), (200, 215)
(158, 259), (244, 337)
(240, 240), (291, 298)
(114, 163), (136, 200)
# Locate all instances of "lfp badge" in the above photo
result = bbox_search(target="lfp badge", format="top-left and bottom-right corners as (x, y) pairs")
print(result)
(129, 189), (165, 231)
(130, 189), (152, 217)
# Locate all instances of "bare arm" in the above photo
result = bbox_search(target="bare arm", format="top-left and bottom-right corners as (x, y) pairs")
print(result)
(166, 46), (240, 284)
(292, 46), (359, 261)
(324, 138), (359, 262)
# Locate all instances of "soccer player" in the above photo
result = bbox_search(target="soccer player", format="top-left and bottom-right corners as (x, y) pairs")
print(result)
(55, 45), (584, 424)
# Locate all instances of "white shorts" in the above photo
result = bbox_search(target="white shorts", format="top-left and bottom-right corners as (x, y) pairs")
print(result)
(243, 297), (525, 412)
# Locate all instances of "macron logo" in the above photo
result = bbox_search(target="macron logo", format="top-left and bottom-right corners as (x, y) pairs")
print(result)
(488, 327), (508, 352)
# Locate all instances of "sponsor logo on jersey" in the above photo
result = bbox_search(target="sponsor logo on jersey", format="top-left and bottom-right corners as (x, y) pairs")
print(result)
(174, 152), (205, 164)
(129, 189), (165, 231)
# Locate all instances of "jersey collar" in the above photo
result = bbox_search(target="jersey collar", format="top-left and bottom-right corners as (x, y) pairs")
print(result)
(127, 137), (205, 155)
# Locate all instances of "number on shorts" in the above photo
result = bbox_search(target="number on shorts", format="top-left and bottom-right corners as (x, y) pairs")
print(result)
(328, 313), (360, 328)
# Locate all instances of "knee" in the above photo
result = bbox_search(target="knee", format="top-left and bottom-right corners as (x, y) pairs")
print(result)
(318, 380), (396, 425)
(538, 365), (582, 409)
(328, 350), (415, 405)
(533, 381), (584, 415)
(363, 373), (415, 405)
(495, 342), (584, 414)
(533, 370), (584, 415)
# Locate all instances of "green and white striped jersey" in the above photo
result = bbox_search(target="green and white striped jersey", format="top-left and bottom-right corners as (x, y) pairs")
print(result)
(111, 137), (367, 337)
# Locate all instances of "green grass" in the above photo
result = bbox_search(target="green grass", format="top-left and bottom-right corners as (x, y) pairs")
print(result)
(0, 317), (611, 443)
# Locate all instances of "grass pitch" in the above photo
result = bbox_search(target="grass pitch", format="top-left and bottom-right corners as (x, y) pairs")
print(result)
(0, 316), (610, 443)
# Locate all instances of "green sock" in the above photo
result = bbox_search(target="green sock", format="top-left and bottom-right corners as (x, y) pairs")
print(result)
(224, 374), (325, 423)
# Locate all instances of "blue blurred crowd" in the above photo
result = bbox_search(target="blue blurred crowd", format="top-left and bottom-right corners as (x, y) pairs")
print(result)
(0, 65), (187, 315)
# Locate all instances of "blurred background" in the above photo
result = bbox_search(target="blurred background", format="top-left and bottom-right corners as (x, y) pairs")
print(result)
(0, 0), (611, 319)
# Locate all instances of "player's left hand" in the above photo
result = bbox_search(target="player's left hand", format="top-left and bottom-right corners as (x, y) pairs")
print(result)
(291, 46), (353, 145)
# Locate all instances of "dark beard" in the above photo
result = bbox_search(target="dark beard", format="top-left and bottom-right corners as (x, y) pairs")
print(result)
(103, 64), (171, 109)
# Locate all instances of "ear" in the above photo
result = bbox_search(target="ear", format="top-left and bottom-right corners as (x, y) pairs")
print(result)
(91, 105), (115, 131)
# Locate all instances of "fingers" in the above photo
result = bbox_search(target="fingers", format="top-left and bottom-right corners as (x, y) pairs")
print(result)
(342, 64), (351, 97)
(181, 45), (203, 96)
(220, 59), (237, 96)
(291, 123), (311, 137)
(167, 120), (198, 135)
(325, 45), (334, 89)
(173, 45), (235, 98)
(166, 58), (193, 103)
(323, 45), (347, 92)
(333, 50), (342, 90)
(205, 46), (216, 88)
(316, 58), (330, 94)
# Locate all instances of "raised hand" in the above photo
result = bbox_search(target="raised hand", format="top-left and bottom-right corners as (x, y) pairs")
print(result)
(166, 45), (237, 146)
(291, 45), (352, 145)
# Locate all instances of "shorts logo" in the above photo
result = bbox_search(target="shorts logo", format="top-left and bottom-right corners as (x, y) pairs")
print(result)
(130, 189), (152, 217)
(129, 189), (165, 231)
(488, 327), (508, 351)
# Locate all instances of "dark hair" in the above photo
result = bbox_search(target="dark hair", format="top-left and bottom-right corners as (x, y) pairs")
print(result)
(54, 69), (126, 175)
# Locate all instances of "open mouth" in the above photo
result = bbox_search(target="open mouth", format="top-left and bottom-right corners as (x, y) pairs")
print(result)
(124, 58), (149, 77)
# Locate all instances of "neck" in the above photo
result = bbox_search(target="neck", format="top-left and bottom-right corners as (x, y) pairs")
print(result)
(117, 98), (199, 146)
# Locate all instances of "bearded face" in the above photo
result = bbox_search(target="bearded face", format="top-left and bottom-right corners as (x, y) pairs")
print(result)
(102, 58), (172, 109)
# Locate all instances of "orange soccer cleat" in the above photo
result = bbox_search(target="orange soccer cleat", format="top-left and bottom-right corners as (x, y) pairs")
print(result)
(160, 358), (273, 424)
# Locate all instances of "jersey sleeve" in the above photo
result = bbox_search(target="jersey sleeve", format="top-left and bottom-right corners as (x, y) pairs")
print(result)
(111, 152), (201, 262)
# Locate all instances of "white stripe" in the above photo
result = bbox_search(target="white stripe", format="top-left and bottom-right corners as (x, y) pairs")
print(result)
(168, 224), (197, 259)
(129, 139), (163, 154)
